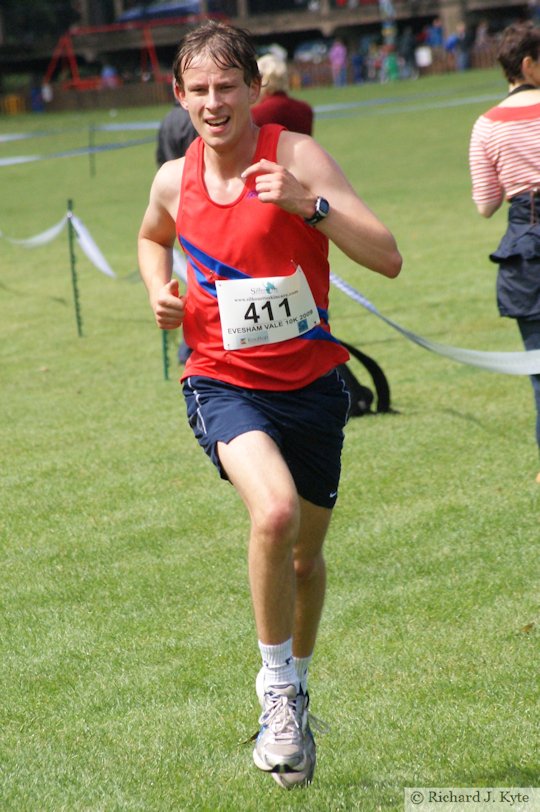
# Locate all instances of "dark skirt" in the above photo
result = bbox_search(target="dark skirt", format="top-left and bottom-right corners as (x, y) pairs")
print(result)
(489, 191), (540, 320)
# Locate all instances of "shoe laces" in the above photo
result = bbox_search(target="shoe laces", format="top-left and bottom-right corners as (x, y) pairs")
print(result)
(242, 693), (330, 746)
(307, 712), (330, 735)
(259, 688), (303, 741)
(302, 690), (330, 735)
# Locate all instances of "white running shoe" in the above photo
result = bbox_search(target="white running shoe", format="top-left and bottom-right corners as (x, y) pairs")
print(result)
(254, 669), (317, 789)
(253, 682), (308, 774)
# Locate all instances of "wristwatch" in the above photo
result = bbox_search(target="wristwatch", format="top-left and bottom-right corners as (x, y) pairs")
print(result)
(305, 196), (330, 226)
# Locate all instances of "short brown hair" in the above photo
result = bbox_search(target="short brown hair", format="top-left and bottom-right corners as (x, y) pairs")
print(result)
(497, 21), (540, 83)
(173, 20), (261, 90)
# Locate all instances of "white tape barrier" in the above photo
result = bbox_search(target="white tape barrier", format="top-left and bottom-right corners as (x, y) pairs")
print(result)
(1, 214), (116, 278)
(330, 272), (540, 376)
(69, 214), (115, 278)
(172, 248), (188, 283)
(3, 215), (67, 247)
(0, 136), (155, 167)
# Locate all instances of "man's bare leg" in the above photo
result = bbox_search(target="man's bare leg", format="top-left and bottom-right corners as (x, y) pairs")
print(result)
(217, 430), (300, 647)
(292, 498), (332, 660)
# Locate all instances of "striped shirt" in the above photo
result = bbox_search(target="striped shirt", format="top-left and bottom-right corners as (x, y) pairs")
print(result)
(469, 102), (540, 206)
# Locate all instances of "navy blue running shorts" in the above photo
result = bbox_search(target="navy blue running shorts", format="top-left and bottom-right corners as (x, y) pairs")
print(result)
(182, 370), (350, 508)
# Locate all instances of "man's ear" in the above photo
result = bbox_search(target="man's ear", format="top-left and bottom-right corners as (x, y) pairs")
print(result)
(521, 55), (534, 79)
(248, 79), (262, 106)
(173, 79), (188, 109)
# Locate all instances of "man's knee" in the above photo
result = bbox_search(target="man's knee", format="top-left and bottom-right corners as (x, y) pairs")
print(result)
(294, 554), (324, 582)
(252, 495), (300, 547)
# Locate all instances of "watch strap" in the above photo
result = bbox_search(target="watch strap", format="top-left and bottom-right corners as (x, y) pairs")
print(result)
(305, 196), (329, 226)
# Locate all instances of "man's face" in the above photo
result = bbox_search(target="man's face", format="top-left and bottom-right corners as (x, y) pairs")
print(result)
(176, 55), (260, 147)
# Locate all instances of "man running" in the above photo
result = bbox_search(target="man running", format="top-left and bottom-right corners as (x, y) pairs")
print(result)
(138, 20), (402, 789)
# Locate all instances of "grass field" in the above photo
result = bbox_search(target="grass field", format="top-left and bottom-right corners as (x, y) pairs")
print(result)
(1, 68), (539, 811)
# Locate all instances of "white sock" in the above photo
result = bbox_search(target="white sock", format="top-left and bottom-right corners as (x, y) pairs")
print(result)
(294, 654), (312, 693)
(258, 639), (298, 690)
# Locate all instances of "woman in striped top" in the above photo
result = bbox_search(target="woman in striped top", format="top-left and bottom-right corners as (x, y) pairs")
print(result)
(469, 21), (540, 483)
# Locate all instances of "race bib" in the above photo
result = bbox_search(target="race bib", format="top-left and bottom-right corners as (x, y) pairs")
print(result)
(215, 266), (320, 351)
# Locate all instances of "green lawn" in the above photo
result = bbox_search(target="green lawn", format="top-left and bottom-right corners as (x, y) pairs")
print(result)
(1, 68), (538, 811)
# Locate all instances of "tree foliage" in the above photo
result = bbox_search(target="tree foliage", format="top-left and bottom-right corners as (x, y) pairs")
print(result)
(0, 0), (80, 43)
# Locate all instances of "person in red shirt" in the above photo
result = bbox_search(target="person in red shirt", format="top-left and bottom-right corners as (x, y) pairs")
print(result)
(251, 52), (313, 135)
(138, 20), (401, 789)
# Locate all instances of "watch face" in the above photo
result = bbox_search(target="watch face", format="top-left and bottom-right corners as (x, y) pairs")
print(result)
(306, 196), (330, 225)
(318, 197), (330, 217)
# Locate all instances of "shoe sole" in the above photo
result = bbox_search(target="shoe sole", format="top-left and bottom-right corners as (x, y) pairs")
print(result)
(270, 729), (316, 789)
(253, 746), (308, 774)
(271, 766), (314, 789)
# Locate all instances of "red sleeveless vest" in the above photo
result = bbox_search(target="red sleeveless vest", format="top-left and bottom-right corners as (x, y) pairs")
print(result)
(177, 123), (348, 390)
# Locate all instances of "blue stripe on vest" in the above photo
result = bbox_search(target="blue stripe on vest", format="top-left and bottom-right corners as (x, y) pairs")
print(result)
(180, 235), (250, 281)
(187, 257), (218, 298)
(303, 324), (341, 343)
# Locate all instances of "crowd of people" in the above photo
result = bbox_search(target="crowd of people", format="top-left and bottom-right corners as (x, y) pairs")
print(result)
(293, 19), (502, 87)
